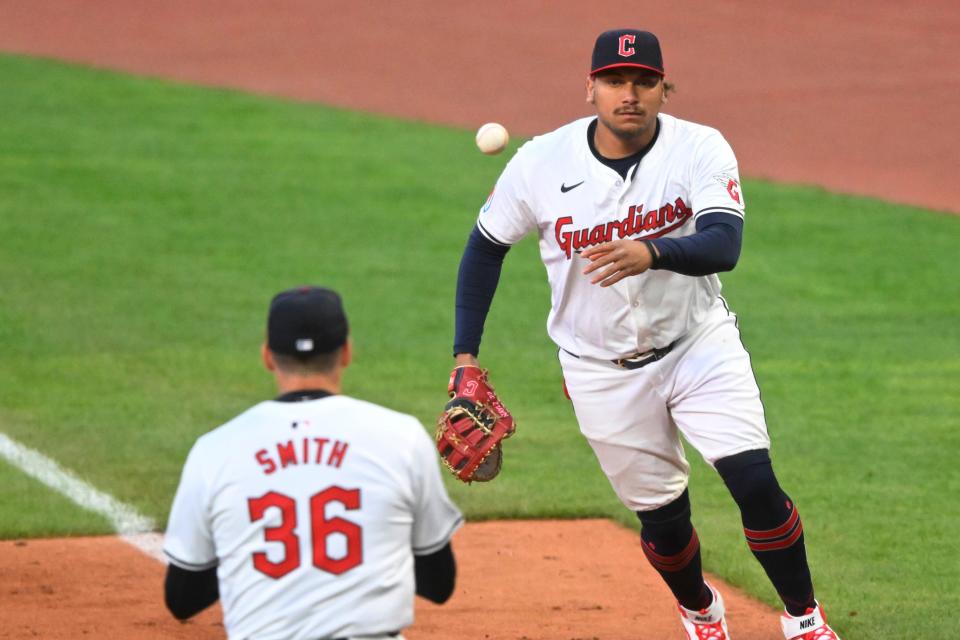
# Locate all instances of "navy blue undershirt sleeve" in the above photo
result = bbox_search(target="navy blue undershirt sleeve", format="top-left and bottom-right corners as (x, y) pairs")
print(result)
(414, 542), (456, 604)
(165, 564), (219, 620)
(647, 212), (743, 277)
(454, 225), (510, 356)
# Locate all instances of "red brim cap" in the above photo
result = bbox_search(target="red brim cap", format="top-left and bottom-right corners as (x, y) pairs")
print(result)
(590, 62), (665, 76)
(590, 29), (664, 76)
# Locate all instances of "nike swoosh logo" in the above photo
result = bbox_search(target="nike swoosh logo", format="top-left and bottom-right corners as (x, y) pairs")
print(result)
(560, 181), (585, 193)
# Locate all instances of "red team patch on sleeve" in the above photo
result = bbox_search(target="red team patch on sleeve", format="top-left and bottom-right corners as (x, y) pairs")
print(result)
(713, 173), (741, 204)
(726, 178), (741, 203)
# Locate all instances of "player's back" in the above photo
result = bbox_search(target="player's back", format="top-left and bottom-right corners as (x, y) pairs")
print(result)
(179, 394), (457, 640)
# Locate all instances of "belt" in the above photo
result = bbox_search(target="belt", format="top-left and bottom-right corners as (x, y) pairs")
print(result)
(611, 339), (679, 370)
(330, 635), (399, 640)
(561, 339), (680, 370)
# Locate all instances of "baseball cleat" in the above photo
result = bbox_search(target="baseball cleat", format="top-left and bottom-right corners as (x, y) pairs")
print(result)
(780, 601), (840, 639)
(677, 583), (730, 639)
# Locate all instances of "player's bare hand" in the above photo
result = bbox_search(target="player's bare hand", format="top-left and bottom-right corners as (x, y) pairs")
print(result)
(581, 240), (655, 287)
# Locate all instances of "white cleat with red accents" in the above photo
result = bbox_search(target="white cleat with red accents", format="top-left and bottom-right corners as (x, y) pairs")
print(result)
(678, 583), (730, 640)
(781, 601), (840, 639)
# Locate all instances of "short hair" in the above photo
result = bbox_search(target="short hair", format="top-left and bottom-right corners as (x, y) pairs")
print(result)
(270, 346), (342, 376)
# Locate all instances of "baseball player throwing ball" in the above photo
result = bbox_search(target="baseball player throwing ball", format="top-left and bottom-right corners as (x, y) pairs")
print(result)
(442, 29), (840, 640)
(164, 286), (463, 640)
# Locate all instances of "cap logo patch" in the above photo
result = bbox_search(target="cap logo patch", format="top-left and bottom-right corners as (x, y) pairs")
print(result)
(618, 34), (636, 57)
(296, 338), (315, 352)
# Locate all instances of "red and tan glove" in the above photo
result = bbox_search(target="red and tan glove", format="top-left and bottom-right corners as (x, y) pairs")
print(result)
(435, 366), (516, 482)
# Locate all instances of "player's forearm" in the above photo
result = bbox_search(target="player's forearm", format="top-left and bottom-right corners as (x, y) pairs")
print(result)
(648, 213), (743, 276)
(414, 543), (456, 603)
(164, 565), (219, 620)
(453, 225), (510, 357)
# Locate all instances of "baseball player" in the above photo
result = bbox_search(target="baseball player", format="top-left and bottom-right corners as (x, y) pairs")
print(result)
(449, 29), (839, 640)
(164, 286), (463, 640)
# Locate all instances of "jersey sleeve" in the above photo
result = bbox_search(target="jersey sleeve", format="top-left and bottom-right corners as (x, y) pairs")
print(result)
(409, 423), (464, 555)
(689, 131), (746, 222)
(163, 442), (218, 571)
(475, 148), (537, 246)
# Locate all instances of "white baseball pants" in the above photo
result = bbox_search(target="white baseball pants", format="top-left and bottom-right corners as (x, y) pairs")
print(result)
(559, 301), (771, 511)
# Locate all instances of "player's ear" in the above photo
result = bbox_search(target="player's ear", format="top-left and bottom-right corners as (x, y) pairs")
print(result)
(585, 75), (596, 104)
(340, 339), (353, 369)
(261, 343), (276, 372)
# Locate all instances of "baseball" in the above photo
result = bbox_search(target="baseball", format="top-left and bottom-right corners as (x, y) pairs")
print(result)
(475, 122), (509, 155)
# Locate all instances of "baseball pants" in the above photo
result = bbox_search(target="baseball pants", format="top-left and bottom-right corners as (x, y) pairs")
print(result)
(559, 301), (771, 511)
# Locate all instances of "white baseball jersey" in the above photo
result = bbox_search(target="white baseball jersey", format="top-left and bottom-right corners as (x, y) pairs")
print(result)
(164, 394), (463, 640)
(477, 113), (746, 359)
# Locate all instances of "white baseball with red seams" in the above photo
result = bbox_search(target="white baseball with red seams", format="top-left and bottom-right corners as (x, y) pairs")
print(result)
(475, 122), (510, 155)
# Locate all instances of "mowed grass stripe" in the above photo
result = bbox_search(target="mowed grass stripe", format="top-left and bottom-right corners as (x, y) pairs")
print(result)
(0, 431), (165, 559)
(0, 54), (958, 638)
(0, 454), (114, 538)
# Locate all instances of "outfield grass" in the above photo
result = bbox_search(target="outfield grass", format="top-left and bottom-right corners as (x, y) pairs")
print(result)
(0, 54), (957, 638)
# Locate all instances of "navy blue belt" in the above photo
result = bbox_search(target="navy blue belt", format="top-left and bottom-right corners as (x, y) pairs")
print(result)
(612, 340), (679, 369)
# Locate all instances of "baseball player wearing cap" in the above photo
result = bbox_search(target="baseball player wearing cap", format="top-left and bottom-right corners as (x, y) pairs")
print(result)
(164, 286), (463, 640)
(451, 29), (839, 640)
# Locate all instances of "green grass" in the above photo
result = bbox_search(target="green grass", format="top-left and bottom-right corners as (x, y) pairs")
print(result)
(688, 184), (960, 637)
(0, 54), (958, 638)
(0, 457), (113, 537)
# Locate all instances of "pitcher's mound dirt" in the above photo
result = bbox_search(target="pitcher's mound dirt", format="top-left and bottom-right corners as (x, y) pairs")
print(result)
(1, 520), (782, 640)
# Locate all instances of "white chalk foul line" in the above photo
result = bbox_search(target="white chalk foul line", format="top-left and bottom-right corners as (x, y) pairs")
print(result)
(0, 432), (166, 562)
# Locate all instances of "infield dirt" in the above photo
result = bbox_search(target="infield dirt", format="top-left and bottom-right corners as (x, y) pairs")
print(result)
(2, 522), (785, 639)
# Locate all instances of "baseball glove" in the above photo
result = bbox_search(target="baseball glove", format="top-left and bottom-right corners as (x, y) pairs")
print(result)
(436, 366), (516, 483)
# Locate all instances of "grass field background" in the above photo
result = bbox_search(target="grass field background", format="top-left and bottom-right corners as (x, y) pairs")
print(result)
(1, 55), (958, 638)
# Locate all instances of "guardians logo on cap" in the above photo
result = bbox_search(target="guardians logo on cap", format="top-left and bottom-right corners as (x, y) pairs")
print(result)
(591, 29), (664, 76)
(267, 286), (348, 357)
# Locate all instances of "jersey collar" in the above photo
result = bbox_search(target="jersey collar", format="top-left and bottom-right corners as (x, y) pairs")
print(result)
(274, 389), (335, 402)
(587, 116), (661, 180)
